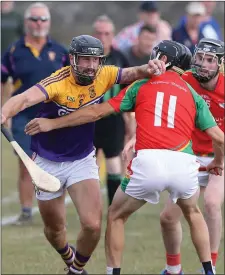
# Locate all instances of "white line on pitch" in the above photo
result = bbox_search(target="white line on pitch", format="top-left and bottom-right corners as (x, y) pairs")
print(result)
(2, 192), (18, 205)
(1, 188), (106, 226)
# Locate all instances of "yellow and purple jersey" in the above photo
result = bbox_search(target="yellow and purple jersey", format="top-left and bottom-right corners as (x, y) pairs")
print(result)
(31, 65), (122, 162)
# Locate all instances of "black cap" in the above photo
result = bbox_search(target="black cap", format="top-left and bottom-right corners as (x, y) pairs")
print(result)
(140, 1), (158, 12)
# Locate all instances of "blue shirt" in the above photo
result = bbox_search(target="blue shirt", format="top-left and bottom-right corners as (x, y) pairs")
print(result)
(172, 22), (202, 54)
(178, 15), (222, 40)
(199, 18), (223, 40)
(1, 36), (70, 118)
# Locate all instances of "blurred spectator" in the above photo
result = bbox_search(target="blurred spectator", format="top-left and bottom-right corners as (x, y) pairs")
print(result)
(92, 15), (134, 205)
(199, 1), (223, 39)
(1, 1), (23, 54)
(113, 1), (171, 51)
(122, 25), (157, 66)
(172, 2), (206, 54)
(1, 2), (69, 225)
(178, 1), (222, 40)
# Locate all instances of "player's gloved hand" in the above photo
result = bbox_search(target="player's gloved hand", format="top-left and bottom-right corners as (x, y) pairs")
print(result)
(25, 118), (54, 135)
(122, 136), (136, 164)
(206, 158), (224, 176)
(147, 59), (166, 76)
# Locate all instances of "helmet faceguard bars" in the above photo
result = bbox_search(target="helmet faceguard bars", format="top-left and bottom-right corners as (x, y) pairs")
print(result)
(192, 38), (224, 83)
(69, 35), (105, 86)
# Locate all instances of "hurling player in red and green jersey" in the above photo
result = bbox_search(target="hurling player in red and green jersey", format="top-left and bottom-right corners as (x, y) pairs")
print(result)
(24, 40), (224, 275)
(160, 38), (224, 275)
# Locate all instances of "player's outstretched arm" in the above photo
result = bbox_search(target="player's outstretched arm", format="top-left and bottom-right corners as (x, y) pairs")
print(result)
(119, 59), (166, 84)
(25, 101), (115, 135)
(1, 86), (47, 125)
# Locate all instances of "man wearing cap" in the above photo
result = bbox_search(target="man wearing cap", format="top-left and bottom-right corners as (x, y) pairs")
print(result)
(113, 1), (171, 52)
(172, 2), (206, 54)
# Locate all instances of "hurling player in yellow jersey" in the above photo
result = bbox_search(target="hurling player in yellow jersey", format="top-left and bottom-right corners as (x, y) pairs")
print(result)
(1, 35), (165, 274)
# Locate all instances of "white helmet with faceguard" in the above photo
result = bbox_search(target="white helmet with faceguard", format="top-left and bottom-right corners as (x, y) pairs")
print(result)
(192, 38), (224, 83)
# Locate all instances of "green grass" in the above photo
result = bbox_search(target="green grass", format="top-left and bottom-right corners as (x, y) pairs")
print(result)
(1, 138), (224, 274)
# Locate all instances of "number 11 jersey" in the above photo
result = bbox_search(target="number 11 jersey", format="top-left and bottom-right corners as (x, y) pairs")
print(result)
(108, 71), (217, 155)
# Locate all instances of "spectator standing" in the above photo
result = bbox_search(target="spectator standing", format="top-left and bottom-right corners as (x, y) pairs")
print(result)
(113, 1), (171, 52)
(172, 2), (206, 54)
(1, 1), (23, 54)
(1, 2), (69, 225)
(122, 25), (157, 67)
(200, 1), (223, 40)
(93, 15), (134, 205)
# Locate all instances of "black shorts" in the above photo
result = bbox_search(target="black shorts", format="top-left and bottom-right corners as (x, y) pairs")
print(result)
(94, 114), (125, 158)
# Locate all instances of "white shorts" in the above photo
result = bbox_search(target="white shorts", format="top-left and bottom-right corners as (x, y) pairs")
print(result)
(121, 149), (200, 204)
(33, 150), (99, 201)
(197, 156), (213, 187)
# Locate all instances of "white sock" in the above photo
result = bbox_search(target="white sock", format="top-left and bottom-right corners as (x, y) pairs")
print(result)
(69, 266), (83, 274)
(166, 264), (182, 274)
(64, 252), (75, 265)
(107, 266), (113, 274)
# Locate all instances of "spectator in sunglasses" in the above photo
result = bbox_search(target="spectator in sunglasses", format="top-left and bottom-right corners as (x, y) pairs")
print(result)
(1, 1), (23, 54)
(24, 2), (51, 38)
(1, 2), (70, 226)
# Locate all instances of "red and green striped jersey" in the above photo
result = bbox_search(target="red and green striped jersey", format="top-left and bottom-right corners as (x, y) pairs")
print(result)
(108, 71), (217, 155)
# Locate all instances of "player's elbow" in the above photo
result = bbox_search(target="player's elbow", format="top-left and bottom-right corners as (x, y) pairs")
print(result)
(90, 103), (111, 122)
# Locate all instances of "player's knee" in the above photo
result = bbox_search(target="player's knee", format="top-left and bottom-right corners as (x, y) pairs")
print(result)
(107, 205), (127, 223)
(204, 197), (221, 217)
(44, 224), (66, 239)
(107, 205), (116, 221)
(182, 204), (201, 220)
(106, 157), (121, 174)
(160, 209), (179, 226)
(81, 217), (102, 236)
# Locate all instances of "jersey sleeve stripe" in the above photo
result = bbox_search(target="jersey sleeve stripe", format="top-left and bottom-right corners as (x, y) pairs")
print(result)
(40, 69), (70, 86)
(35, 83), (49, 100)
(42, 72), (70, 87)
(40, 67), (70, 86)
(115, 68), (122, 84)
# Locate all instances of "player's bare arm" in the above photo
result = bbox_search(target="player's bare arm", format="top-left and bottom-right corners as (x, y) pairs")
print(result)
(25, 101), (115, 135)
(205, 126), (224, 157)
(1, 86), (46, 125)
(119, 60), (166, 84)
(205, 126), (224, 175)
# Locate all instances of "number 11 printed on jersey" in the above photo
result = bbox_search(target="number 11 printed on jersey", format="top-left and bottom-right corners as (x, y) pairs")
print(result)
(154, 92), (177, 128)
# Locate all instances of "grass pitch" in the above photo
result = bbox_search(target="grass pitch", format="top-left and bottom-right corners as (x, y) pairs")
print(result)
(1, 138), (224, 274)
